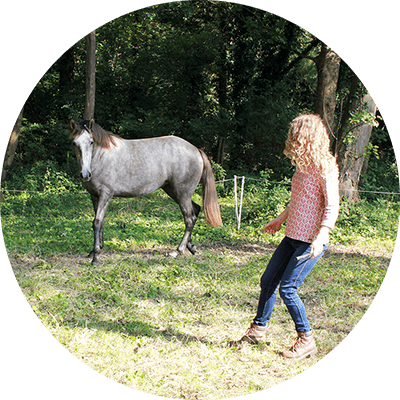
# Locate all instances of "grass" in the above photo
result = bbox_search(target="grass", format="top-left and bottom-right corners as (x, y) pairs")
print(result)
(1, 188), (396, 399)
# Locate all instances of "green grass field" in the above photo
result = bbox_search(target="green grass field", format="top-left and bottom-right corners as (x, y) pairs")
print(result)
(1, 188), (396, 399)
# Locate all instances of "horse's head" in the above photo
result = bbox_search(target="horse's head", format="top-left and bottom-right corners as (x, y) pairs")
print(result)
(68, 118), (95, 182)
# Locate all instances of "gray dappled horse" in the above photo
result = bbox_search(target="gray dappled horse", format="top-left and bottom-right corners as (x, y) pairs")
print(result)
(68, 119), (222, 264)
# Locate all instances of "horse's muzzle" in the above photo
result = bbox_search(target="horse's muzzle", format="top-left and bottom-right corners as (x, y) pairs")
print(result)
(80, 169), (92, 181)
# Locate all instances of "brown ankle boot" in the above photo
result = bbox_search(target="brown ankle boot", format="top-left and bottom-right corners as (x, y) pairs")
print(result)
(282, 331), (318, 360)
(230, 323), (266, 346)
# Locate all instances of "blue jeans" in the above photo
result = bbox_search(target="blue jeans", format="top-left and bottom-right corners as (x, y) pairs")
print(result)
(253, 236), (325, 333)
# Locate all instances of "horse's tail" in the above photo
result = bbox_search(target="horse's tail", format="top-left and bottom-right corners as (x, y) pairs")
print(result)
(199, 150), (223, 227)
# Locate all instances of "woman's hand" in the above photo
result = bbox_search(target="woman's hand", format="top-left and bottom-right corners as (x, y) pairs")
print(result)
(310, 226), (330, 258)
(263, 207), (289, 235)
(263, 218), (282, 235)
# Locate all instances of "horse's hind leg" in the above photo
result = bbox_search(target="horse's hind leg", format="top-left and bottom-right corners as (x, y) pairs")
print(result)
(169, 198), (200, 258)
(163, 184), (200, 257)
(186, 201), (201, 255)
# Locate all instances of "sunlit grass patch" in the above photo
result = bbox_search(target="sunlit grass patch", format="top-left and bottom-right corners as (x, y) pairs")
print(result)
(1, 190), (396, 399)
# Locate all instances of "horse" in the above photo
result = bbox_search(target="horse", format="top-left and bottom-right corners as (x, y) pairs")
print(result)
(67, 118), (222, 265)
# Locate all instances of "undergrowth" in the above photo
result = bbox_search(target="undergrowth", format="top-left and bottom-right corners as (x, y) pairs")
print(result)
(1, 185), (398, 399)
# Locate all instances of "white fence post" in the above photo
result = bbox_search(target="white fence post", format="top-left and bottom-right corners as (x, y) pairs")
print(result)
(234, 175), (238, 224)
(237, 176), (245, 231)
(234, 175), (245, 231)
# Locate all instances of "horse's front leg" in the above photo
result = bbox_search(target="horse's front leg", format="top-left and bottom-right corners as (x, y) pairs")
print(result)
(90, 193), (112, 265)
(88, 195), (100, 259)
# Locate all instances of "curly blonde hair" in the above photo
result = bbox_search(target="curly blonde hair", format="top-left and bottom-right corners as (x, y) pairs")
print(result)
(284, 114), (338, 176)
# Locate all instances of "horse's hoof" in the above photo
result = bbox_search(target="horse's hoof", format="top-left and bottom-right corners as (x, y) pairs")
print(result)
(91, 253), (100, 265)
(168, 250), (180, 258)
(187, 243), (197, 255)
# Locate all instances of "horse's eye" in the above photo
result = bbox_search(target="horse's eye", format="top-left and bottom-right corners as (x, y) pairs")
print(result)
(90, 140), (94, 145)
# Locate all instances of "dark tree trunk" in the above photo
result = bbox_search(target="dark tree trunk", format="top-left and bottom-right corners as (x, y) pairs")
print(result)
(314, 44), (341, 136)
(2, 108), (23, 181)
(84, 31), (96, 120)
(336, 93), (377, 201)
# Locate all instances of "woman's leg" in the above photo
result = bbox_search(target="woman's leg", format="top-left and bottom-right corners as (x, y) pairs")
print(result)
(253, 237), (297, 327)
(277, 241), (325, 359)
(230, 237), (295, 345)
(278, 242), (325, 333)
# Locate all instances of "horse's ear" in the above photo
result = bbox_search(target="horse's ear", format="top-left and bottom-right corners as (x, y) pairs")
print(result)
(67, 119), (76, 135)
(89, 118), (95, 130)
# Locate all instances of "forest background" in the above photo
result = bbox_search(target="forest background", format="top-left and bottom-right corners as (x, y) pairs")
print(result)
(1, 0), (399, 398)
(2, 0), (398, 198)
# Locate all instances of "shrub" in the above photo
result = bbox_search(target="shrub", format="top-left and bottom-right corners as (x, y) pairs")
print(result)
(3, 160), (80, 193)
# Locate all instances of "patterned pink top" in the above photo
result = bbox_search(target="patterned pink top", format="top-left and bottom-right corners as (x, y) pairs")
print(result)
(285, 167), (340, 243)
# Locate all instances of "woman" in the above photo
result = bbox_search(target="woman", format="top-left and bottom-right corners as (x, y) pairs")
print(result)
(233, 114), (340, 360)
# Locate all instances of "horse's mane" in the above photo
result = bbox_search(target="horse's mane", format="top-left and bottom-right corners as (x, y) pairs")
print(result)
(71, 120), (120, 149)
(90, 122), (120, 149)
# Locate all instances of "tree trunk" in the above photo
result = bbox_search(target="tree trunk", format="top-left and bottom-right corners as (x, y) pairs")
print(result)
(1, 108), (24, 201)
(2, 109), (23, 179)
(314, 44), (341, 136)
(336, 93), (377, 201)
(84, 31), (96, 120)
(216, 25), (228, 166)
(216, 136), (226, 166)
(334, 74), (361, 157)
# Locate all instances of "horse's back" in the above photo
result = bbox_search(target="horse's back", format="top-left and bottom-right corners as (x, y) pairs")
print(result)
(132, 135), (197, 152)
(126, 135), (202, 169)
(137, 135), (203, 181)
(90, 135), (203, 198)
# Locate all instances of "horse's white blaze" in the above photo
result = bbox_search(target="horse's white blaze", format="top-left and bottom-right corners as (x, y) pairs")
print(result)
(74, 130), (93, 180)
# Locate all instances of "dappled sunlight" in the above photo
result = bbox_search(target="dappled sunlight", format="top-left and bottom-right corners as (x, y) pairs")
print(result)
(1, 186), (396, 399)
(7, 240), (388, 398)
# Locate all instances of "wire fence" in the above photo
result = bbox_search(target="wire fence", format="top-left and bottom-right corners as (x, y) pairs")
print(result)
(1, 189), (88, 194)
(2, 175), (399, 231)
(215, 175), (400, 230)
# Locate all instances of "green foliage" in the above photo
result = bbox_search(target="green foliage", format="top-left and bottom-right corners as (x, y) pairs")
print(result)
(332, 197), (400, 243)
(2, 3), (397, 390)
(3, 171), (397, 258)
(238, 170), (291, 229)
(12, 1), (322, 182)
(4, 0), (397, 200)
(2, 184), (396, 399)
(208, 159), (224, 182)
(42, 166), (81, 193)
(360, 126), (399, 197)
(348, 108), (378, 128)
(3, 160), (80, 193)
(14, 239), (388, 398)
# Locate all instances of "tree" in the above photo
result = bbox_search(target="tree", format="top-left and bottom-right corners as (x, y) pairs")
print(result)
(1, 108), (23, 200)
(2, 108), (23, 181)
(336, 90), (377, 201)
(5, 1), (393, 198)
(314, 44), (341, 134)
(84, 31), (96, 120)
